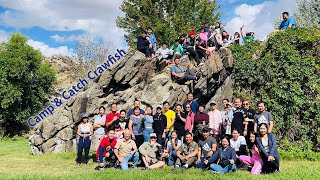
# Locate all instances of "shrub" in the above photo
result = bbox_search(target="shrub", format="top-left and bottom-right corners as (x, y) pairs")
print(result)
(230, 28), (320, 151)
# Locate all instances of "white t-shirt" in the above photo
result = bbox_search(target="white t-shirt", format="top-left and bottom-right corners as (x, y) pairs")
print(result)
(94, 115), (106, 135)
(167, 139), (182, 153)
(230, 136), (246, 150)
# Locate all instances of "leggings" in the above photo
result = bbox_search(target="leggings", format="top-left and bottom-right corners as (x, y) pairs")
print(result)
(239, 155), (263, 175)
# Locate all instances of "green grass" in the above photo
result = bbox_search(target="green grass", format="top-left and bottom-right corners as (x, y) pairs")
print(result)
(0, 137), (319, 180)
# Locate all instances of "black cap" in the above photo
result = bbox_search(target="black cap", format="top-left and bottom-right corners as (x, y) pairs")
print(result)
(202, 126), (210, 132)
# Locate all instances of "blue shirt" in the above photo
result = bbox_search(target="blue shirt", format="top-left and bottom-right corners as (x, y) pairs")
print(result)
(144, 115), (153, 129)
(279, 17), (296, 30)
(148, 34), (157, 49)
(183, 100), (199, 114)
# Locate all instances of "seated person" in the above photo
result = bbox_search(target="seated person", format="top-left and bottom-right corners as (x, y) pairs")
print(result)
(279, 12), (296, 30)
(195, 127), (217, 169)
(96, 129), (118, 170)
(155, 43), (174, 61)
(240, 25), (255, 44)
(185, 30), (201, 65)
(195, 38), (209, 61)
(137, 30), (154, 58)
(138, 133), (166, 170)
(170, 39), (184, 56)
(256, 123), (280, 174)
(230, 129), (247, 157)
(206, 136), (237, 174)
(114, 129), (139, 170)
(173, 132), (198, 170)
(199, 28), (208, 45)
(239, 132), (263, 175)
(165, 131), (182, 166)
(171, 57), (198, 84)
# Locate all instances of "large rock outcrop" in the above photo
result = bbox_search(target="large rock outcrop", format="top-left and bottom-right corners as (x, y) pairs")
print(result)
(29, 48), (234, 154)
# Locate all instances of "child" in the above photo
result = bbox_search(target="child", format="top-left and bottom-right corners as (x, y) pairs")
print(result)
(239, 132), (263, 175)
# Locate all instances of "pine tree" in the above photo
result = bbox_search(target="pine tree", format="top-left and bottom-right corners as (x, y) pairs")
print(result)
(116, 0), (220, 48)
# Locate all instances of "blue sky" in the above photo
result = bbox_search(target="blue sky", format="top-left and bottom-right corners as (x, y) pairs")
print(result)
(0, 0), (297, 56)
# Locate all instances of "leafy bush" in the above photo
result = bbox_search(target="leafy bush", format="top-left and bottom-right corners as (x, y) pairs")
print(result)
(230, 28), (320, 151)
(0, 34), (56, 135)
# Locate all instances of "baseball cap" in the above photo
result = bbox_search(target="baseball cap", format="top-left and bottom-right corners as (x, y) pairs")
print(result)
(150, 133), (157, 138)
(156, 105), (162, 110)
(202, 126), (210, 132)
(210, 101), (217, 106)
(81, 114), (89, 119)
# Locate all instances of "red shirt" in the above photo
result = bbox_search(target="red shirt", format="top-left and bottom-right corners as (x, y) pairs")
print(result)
(106, 112), (121, 129)
(96, 137), (117, 159)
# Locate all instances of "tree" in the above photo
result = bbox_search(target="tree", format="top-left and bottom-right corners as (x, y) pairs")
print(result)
(293, 0), (320, 28)
(116, 0), (220, 48)
(0, 34), (56, 135)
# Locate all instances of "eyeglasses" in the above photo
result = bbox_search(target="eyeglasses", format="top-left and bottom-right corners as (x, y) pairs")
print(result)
(186, 107), (190, 109)
(150, 137), (157, 139)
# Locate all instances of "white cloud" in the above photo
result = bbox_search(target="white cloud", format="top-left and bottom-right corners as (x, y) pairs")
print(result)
(27, 39), (75, 57)
(50, 34), (78, 43)
(225, 0), (297, 40)
(0, 29), (10, 42)
(0, 0), (126, 49)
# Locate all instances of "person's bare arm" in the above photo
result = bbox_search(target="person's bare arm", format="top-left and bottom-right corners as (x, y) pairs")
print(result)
(172, 72), (183, 78)
(240, 25), (244, 38)
(77, 124), (82, 137)
(269, 121), (274, 133)
(89, 124), (93, 136)
(106, 116), (117, 127)
(168, 118), (175, 129)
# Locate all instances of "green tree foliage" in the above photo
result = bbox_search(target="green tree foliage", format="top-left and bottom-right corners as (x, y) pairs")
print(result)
(294, 0), (320, 28)
(0, 34), (56, 135)
(230, 28), (320, 150)
(116, 0), (220, 48)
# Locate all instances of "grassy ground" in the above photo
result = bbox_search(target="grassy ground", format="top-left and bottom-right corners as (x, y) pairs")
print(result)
(0, 136), (319, 180)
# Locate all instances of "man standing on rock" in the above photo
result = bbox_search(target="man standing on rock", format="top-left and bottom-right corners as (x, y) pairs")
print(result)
(93, 106), (107, 151)
(106, 103), (121, 130)
(127, 99), (145, 117)
(183, 93), (199, 114)
(171, 57), (199, 84)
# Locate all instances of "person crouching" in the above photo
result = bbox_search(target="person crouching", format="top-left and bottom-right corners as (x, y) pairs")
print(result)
(138, 133), (166, 170)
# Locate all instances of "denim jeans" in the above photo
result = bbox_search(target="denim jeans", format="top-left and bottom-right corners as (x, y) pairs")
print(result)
(120, 152), (139, 170)
(210, 163), (237, 174)
(195, 157), (207, 169)
(143, 129), (153, 142)
(167, 151), (177, 166)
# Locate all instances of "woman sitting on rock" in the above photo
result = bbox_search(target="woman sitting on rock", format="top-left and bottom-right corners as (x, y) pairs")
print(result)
(76, 114), (93, 166)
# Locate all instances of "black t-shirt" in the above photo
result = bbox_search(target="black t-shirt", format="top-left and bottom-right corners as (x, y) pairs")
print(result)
(113, 118), (128, 130)
(153, 113), (167, 134)
(174, 112), (186, 138)
(244, 108), (256, 133)
(231, 107), (246, 134)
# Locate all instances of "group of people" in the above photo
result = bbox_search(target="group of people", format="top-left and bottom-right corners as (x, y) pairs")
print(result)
(76, 93), (280, 175)
(137, 12), (296, 85)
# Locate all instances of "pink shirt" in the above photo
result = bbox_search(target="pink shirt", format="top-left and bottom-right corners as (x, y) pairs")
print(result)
(208, 109), (222, 135)
(199, 32), (208, 41)
(185, 112), (195, 131)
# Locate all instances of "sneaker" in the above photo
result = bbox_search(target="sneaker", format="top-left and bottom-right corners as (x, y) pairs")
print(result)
(77, 163), (81, 167)
(172, 165), (180, 171)
(138, 167), (150, 171)
(99, 167), (105, 171)
(210, 170), (220, 174)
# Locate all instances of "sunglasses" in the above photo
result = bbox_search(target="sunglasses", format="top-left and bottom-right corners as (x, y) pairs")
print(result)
(150, 137), (157, 139)
(186, 107), (190, 108)
(243, 103), (249, 105)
